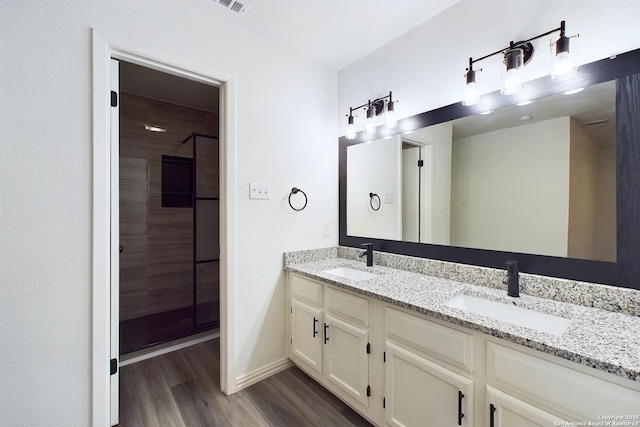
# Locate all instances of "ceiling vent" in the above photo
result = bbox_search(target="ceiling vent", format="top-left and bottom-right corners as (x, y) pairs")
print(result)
(585, 119), (609, 127)
(213, 0), (252, 14)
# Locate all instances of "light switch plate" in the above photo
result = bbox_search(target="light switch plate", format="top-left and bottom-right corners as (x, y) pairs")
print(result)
(385, 192), (394, 204)
(323, 222), (330, 237)
(249, 182), (271, 199)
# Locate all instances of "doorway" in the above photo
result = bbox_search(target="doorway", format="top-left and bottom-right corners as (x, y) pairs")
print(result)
(92, 33), (236, 426)
(401, 139), (432, 243)
(118, 61), (220, 354)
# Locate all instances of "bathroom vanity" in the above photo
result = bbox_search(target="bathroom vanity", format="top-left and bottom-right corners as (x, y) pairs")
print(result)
(284, 247), (640, 427)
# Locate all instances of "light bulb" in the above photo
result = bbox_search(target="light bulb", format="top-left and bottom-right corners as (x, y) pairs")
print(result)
(346, 115), (356, 139)
(346, 123), (356, 139)
(502, 48), (524, 95)
(365, 109), (376, 134)
(463, 81), (479, 106)
(553, 51), (573, 77)
(502, 68), (522, 95)
(385, 101), (397, 129)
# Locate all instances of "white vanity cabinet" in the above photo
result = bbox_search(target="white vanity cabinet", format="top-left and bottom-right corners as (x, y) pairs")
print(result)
(289, 274), (324, 374)
(384, 307), (475, 427)
(485, 341), (640, 425)
(486, 385), (565, 427)
(288, 273), (371, 413)
(286, 270), (640, 427)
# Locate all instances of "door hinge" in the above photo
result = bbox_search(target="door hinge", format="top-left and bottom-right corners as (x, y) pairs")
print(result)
(110, 358), (118, 375)
(383, 351), (386, 363)
(110, 91), (118, 107)
(418, 159), (424, 167)
(290, 306), (292, 314)
(366, 385), (371, 397)
(366, 343), (371, 354)
(290, 338), (292, 345)
(383, 397), (386, 408)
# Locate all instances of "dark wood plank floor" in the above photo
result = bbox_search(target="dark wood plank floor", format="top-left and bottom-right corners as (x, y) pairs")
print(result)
(119, 338), (373, 426)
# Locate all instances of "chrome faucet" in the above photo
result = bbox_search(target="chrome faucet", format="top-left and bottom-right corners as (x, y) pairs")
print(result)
(360, 243), (374, 267)
(503, 260), (519, 297)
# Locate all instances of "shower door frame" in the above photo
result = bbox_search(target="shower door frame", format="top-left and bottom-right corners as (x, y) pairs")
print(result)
(185, 132), (221, 335)
(92, 29), (238, 427)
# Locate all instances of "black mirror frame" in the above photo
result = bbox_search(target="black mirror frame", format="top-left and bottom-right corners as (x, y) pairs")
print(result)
(339, 48), (640, 290)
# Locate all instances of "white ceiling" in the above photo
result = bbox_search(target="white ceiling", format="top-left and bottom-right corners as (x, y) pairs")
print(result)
(450, 80), (616, 148)
(191, 0), (462, 70)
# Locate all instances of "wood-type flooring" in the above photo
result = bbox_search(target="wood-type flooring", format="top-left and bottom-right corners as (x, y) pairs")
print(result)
(119, 338), (373, 426)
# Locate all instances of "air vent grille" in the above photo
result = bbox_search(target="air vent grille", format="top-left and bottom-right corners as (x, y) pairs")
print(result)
(213, 0), (252, 13)
(586, 119), (609, 127)
(230, 1), (244, 12)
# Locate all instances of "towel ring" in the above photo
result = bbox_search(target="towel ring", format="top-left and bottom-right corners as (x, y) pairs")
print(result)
(369, 193), (381, 211)
(289, 187), (308, 211)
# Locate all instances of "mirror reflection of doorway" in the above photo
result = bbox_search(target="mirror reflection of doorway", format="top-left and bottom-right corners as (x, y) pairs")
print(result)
(402, 139), (432, 244)
(118, 61), (220, 355)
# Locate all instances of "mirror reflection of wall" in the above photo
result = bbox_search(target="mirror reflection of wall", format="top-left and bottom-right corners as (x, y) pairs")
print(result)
(346, 80), (616, 262)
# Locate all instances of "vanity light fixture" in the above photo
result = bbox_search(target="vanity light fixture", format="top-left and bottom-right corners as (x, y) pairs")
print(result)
(552, 20), (575, 79)
(501, 44), (526, 95)
(345, 91), (397, 139)
(462, 57), (480, 106)
(463, 20), (577, 106)
(346, 109), (356, 139)
(365, 102), (376, 134)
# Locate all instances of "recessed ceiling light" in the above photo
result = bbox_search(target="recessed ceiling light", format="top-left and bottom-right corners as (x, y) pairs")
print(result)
(563, 87), (585, 95)
(144, 124), (167, 132)
(520, 115), (532, 121)
(480, 110), (493, 115)
(517, 100), (534, 106)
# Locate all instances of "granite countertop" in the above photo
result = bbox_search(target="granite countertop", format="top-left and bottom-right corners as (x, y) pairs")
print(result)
(285, 256), (640, 383)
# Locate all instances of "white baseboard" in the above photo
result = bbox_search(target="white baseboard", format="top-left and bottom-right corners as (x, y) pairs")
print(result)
(235, 357), (293, 391)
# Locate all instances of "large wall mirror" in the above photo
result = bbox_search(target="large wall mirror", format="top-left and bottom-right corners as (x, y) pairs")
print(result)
(339, 48), (640, 290)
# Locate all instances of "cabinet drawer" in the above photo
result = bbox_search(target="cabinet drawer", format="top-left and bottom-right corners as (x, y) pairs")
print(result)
(325, 287), (369, 327)
(385, 307), (473, 372)
(290, 274), (323, 307)
(486, 342), (640, 420)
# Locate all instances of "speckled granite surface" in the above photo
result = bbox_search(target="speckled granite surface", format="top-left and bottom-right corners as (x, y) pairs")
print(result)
(283, 247), (640, 382)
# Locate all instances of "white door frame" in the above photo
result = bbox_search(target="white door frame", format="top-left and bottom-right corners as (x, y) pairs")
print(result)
(91, 29), (237, 426)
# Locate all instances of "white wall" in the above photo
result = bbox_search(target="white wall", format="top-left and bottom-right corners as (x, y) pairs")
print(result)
(338, 0), (640, 134)
(450, 117), (571, 257)
(0, 1), (337, 425)
(347, 136), (402, 240)
(596, 147), (617, 261)
(568, 119), (599, 260)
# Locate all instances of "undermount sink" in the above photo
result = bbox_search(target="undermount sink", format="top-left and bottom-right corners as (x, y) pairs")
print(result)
(322, 267), (378, 282)
(444, 294), (571, 337)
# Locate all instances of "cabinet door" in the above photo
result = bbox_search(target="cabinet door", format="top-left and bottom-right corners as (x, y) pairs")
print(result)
(291, 299), (323, 374)
(385, 341), (474, 427)
(487, 385), (566, 427)
(325, 313), (369, 407)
